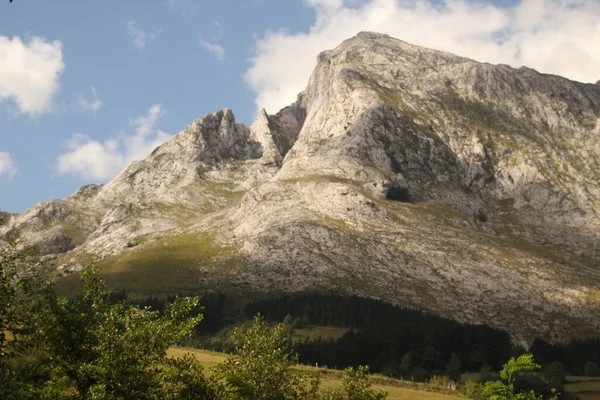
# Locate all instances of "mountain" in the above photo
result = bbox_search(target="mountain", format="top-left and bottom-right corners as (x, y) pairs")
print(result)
(2, 32), (599, 344)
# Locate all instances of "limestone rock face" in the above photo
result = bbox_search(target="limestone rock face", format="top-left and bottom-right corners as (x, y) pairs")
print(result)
(3, 32), (600, 343)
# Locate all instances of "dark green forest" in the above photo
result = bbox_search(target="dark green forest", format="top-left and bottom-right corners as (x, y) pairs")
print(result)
(122, 291), (600, 378)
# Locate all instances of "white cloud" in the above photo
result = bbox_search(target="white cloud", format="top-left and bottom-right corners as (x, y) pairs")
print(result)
(199, 39), (225, 62)
(0, 152), (17, 179)
(245, 0), (600, 113)
(0, 35), (64, 115)
(57, 105), (171, 181)
(75, 86), (102, 114)
(165, 0), (196, 15)
(127, 20), (161, 50)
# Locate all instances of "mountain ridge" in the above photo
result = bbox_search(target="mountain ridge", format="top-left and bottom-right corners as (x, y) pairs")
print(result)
(2, 32), (600, 344)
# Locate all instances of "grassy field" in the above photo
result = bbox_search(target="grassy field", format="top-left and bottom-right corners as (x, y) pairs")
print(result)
(168, 347), (600, 400)
(56, 232), (241, 297)
(167, 347), (463, 400)
(292, 325), (349, 342)
(564, 376), (600, 400)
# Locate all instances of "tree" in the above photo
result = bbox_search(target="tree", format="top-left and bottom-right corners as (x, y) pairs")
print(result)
(319, 366), (387, 400)
(0, 242), (52, 399)
(1, 245), (221, 399)
(399, 353), (412, 377)
(482, 354), (542, 400)
(584, 361), (600, 377)
(217, 314), (320, 400)
(444, 353), (462, 382)
(380, 360), (401, 378)
(34, 266), (217, 399)
(542, 362), (565, 387)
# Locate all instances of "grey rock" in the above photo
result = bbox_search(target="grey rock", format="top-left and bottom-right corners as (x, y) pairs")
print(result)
(3, 31), (600, 344)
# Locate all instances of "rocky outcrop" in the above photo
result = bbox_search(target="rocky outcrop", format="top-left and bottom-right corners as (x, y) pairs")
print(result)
(3, 32), (600, 343)
(224, 32), (600, 343)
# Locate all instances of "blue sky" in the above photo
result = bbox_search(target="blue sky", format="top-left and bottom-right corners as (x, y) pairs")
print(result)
(0, 0), (314, 212)
(0, 0), (598, 213)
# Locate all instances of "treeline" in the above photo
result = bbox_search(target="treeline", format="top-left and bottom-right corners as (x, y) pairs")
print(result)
(245, 293), (511, 373)
(531, 337), (600, 376)
(123, 291), (600, 377)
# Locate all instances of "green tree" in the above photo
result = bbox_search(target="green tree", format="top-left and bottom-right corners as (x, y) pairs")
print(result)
(445, 353), (462, 382)
(399, 353), (412, 377)
(217, 314), (320, 400)
(584, 361), (600, 377)
(319, 366), (387, 400)
(482, 354), (542, 400)
(1, 245), (221, 400)
(35, 266), (217, 399)
(380, 360), (401, 378)
(542, 362), (565, 387)
(0, 242), (52, 399)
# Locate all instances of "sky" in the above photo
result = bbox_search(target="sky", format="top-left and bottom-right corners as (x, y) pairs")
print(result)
(0, 0), (599, 213)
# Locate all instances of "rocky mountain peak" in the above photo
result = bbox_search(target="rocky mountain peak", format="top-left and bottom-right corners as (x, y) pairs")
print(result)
(3, 33), (600, 343)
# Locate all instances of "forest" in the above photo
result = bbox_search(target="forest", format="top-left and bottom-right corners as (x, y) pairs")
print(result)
(126, 291), (600, 378)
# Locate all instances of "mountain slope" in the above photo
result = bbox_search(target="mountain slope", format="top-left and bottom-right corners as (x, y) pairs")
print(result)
(3, 32), (600, 343)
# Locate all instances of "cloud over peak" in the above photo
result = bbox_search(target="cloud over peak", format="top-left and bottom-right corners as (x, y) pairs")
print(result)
(245, 0), (600, 114)
(57, 104), (171, 181)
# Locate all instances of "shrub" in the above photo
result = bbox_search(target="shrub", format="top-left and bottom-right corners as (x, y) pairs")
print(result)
(319, 366), (387, 400)
(584, 361), (600, 377)
(380, 360), (402, 378)
(444, 353), (462, 381)
(409, 367), (430, 382)
(482, 354), (542, 400)
(216, 314), (321, 400)
(476, 365), (499, 383)
(459, 380), (484, 400)
(542, 361), (565, 386)
(429, 375), (457, 391)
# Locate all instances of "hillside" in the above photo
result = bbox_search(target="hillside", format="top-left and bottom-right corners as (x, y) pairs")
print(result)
(2, 32), (600, 344)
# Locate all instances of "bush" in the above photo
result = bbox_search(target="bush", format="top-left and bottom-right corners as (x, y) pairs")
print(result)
(459, 380), (484, 400)
(319, 366), (387, 400)
(216, 314), (321, 400)
(409, 367), (430, 382)
(429, 375), (457, 391)
(380, 360), (402, 378)
(476, 365), (499, 383)
(584, 361), (600, 377)
(542, 361), (565, 386)
(482, 354), (542, 400)
(444, 353), (462, 381)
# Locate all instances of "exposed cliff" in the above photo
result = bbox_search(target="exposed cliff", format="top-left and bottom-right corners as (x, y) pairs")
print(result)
(3, 32), (599, 344)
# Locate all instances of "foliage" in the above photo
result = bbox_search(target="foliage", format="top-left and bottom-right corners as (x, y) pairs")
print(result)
(584, 361), (599, 377)
(429, 375), (458, 391)
(216, 314), (321, 400)
(0, 242), (52, 399)
(380, 360), (402, 378)
(1, 244), (220, 399)
(476, 365), (500, 383)
(318, 366), (388, 400)
(444, 353), (462, 381)
(482, 354), (543, 400)
(247, 293), (512, 372)
(458, 380), (484, 399)
(408, 367), (430, 382)
(542, 362), (565, 386)
(399, 353), (413, 377)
